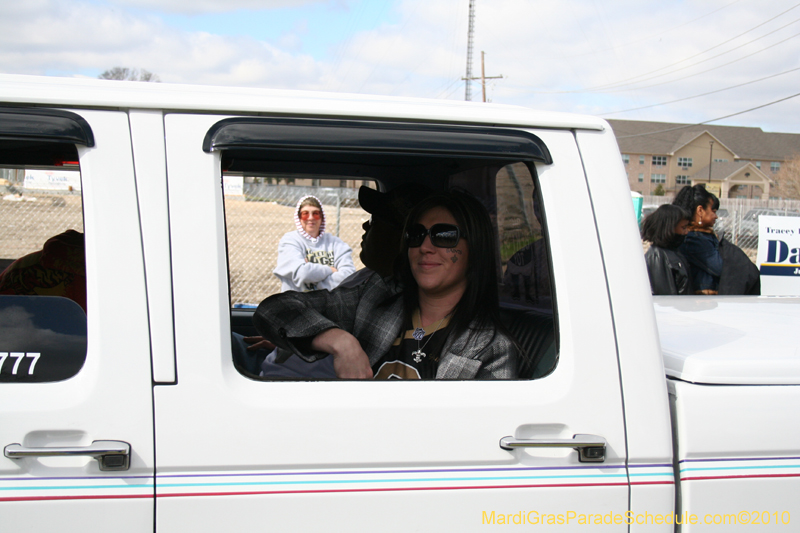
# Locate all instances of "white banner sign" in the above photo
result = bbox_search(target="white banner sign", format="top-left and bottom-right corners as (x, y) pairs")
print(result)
(223, 175), (243, 196)
(23, 170), (82, 191)
(757, 215), (800, 295)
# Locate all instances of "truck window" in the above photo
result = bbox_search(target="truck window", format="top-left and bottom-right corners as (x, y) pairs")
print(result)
(0, 143), (87, 383)
(210, 118), (557, 380)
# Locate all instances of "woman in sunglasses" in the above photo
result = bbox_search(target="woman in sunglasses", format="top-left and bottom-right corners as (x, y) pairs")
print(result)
(255, 189), (518, 380)
(273, 195), (356, 293)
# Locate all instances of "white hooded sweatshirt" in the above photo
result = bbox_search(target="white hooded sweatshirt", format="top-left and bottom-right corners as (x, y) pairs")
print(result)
(272, 195), (356, 292)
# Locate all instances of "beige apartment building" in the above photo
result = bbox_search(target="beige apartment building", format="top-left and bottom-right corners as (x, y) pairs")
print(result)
(607, 119), (800, 199)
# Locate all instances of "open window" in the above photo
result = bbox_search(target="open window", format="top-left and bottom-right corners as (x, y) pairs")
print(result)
(0, 107), (88, 383)
(206, 117), (557, 380)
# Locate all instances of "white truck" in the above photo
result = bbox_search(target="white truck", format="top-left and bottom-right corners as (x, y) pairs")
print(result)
(0, 74), (798, 532)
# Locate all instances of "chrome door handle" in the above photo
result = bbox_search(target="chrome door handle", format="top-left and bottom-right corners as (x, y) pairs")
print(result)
(4, 440), (131, 471)
(499, 434), (607, 463)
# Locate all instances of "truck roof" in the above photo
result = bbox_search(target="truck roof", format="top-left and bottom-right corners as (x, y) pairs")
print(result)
(0, 74), (606, 132)
(654, 296), (800, 385)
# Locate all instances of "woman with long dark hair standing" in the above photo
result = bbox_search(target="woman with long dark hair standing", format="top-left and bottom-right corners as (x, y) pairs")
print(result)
(672, 185), (723, 294)
(254, 189), (518, 380)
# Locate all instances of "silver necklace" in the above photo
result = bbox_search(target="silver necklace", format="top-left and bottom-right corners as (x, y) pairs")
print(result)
(411, 310), (448, 363)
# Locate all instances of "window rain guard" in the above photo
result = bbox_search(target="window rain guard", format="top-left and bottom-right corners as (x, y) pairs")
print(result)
(0, 107), (95, 147)
(203, 117), (552, 164)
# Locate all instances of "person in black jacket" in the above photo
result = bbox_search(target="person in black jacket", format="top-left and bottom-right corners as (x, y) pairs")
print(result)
(641, 204), (693, 295)
(672, 185), (722, 294)
(672, 184), (760, 295)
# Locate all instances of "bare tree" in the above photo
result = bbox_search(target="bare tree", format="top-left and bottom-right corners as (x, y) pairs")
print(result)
(772, 154), (800, 200)
(98, 68), (160, 82)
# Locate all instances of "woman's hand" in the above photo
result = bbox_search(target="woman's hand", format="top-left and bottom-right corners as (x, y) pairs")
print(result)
(312, 328), (373, 379)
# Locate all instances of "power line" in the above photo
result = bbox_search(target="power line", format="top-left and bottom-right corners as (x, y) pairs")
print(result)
(604, 65), (800, 115)
(565, 0), (742, 59)
(434, 77), (464, 99)
(616, 90), (800, 139)
(536, 2), (800, 95)
(592, 16), (800, 93)
(597, 29), (800, 94)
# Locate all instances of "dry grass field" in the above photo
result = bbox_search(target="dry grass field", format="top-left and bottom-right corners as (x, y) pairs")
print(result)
(224, 198), (367, 304)
(0, 193), (367, 305)
(0, 194), (84, 261)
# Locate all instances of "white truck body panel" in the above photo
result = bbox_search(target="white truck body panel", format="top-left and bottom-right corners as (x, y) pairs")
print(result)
(153, 118), (631, 530)
(655, 297), (800, 385)
(0, 110), (155, 530)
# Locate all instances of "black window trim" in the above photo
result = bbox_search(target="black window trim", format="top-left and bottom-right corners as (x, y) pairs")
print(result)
(203, 117), (552, 164)
(0, 106), (95, 147)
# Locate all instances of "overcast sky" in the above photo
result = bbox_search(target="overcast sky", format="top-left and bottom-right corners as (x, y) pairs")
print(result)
(2, 0), (800, 133)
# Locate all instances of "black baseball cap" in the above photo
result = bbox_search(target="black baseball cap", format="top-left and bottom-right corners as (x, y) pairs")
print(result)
(358, 183), (433, 229)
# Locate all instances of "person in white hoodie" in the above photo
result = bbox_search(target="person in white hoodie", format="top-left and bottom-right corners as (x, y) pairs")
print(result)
(273, 195), (355, 292)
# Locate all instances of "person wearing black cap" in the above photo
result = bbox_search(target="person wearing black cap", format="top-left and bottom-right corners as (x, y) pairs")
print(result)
(349, 183), (433, 282)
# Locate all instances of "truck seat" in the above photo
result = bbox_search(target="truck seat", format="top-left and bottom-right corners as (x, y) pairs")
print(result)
(499, 308), (557, 380)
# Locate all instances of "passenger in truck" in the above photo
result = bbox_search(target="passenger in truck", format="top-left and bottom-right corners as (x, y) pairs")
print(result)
(241, 183), (432, 378)
(254, 189), (519, 380)
(0, 229), (86, 312)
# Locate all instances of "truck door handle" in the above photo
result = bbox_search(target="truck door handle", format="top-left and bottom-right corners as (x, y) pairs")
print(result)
(4, 440), (131, 471)
(499, 434), (607, 463)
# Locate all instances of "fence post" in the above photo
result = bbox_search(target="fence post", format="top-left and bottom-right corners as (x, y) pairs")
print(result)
(336, 190), (341, 237)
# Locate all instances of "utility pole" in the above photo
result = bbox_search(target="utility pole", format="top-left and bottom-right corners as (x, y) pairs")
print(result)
(464, 0), (475, 101)
(463, 51), (503, 102)
(708, 141), (714, 183)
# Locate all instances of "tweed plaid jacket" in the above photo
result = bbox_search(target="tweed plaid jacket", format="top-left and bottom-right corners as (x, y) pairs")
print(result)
(253, 272), (518, 379)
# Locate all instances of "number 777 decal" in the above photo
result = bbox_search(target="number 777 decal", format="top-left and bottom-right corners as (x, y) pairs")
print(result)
(0, 352), (41, 375)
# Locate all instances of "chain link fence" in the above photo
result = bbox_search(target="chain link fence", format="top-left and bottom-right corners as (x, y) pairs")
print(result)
(0, 168), (84, 273)
(0, 174), (367, 306)
(641, 195), (800, 262)
(225, 184), (367, 306)
(10, 168), (798, 306)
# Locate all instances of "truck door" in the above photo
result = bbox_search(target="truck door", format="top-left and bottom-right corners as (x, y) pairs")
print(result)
(0, 108), (155, 531)
(154, 113), (634, 531)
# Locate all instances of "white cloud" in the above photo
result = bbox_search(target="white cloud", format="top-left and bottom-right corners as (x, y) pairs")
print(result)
(106, 0), (330, 14)
(1, 0), (799, 133)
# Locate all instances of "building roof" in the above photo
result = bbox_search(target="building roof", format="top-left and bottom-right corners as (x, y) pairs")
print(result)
(607, 119), (800, 161)
(689, 161), (769, 183)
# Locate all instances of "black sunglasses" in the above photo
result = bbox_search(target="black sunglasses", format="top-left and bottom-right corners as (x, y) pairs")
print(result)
(406, 223), (462, 248)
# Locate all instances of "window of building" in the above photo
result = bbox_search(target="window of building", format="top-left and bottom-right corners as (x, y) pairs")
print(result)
(214, 118), (557, 381)
(755, 161), (761, 169)
(677, 157), (692, 168)
(714, 158), (728, 163)
(638, 173), (644, 183)
(771, 162), (781, 173)
(675, 175), (691, 185)
(651, 174), (666, 183)
(652, 156), (666, 166)
(622, 154), (629, 165)
(639, 155), (645, 165)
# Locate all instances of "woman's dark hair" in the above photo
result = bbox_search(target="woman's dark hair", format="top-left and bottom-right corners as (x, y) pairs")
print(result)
(641, 204), (691, 248)
(397, 189), (500, 337)
(673, 184), (719, 217)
